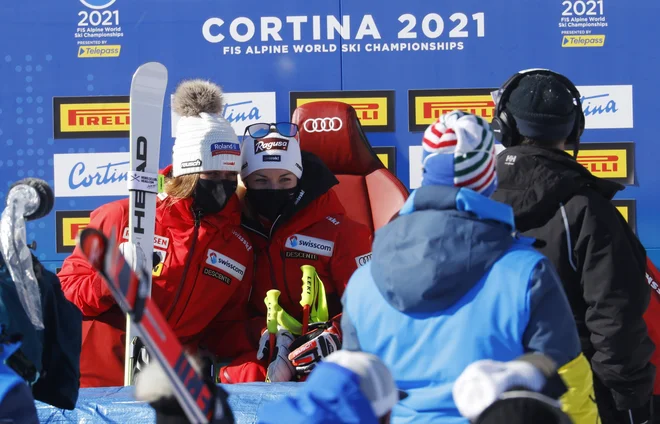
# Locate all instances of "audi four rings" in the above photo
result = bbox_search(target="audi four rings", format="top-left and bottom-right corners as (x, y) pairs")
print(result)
(303, 117), (343, 132)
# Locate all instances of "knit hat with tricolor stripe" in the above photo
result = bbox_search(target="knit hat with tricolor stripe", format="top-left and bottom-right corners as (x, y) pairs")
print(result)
(421, 110), (498, 196)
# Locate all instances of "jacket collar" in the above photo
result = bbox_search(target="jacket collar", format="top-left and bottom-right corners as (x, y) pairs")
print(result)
(400, 185), (515, 231)
(156, 192), (242, 229)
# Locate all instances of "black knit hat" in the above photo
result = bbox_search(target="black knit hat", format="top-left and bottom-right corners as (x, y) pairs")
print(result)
(507, 74), (577, 142)
(474, 394), (573, 424)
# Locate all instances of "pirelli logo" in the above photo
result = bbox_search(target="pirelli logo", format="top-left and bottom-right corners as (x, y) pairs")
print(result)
(53, 96), (130, 139)
(56, 210), (91, 253)
(290, 90), (395, 132)
(612, 199), (637, 234)
(408, 88), (497, 131)
(566, 142), (635, 185)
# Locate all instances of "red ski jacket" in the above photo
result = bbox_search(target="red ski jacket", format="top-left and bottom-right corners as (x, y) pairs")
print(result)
(240, 152), (373, 344)
(58, 192), (255, 388)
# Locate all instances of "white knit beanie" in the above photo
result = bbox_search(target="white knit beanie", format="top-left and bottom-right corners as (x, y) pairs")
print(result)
(171, 80), (241, 177)
(240, 131), (303, 180)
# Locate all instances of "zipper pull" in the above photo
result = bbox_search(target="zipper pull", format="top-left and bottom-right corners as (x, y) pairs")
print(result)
(194, 209), (203, 228)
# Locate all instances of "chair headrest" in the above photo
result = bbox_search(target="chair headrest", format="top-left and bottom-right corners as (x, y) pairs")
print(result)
(292, 101), (383, 175)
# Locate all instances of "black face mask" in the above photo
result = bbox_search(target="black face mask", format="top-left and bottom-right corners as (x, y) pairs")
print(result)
(246, 187), (298, 222)
(193, 179), (237, 215)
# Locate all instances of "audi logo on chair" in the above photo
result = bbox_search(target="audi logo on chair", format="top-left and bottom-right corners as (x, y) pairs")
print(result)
(303, 117), (343, 133)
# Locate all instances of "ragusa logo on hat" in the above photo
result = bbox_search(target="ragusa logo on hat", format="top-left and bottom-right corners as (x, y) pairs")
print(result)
(254, 139), (289, 154)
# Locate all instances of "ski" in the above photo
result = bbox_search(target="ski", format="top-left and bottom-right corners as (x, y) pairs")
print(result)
(78, 227), (217, 423)
(126, 62), (168, 386)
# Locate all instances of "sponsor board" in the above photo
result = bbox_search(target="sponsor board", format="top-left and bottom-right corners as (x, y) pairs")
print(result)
(75, 0), (124, 55)
(409, 146), (424, 189)
(77, 45), (121, 58)
(576, 85), (633, 129)
(290, 90), (395, 132)
(408, 89), (496, 131)
(562, 35), (605, 47)
(205, 249), (246, 281)
(171, 92), (276, 138)
(612, 199), (637, 234)
(53, 96), (129, 139)
(566, 142), (635, 185)
(408, 85), (633, 131)
(54, 152), (129, 197)
(56, 210), (92, 253)
(202, 13), (485, 56)
(285, 234), (335, 257)
(411, 142), (635, 193)
(373, 146), (397, 174)
(558, 0), (608, 47)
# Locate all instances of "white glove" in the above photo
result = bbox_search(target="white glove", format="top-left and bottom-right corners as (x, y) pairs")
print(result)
(119, 242), (146, 273)
(257, 327), (295, 382)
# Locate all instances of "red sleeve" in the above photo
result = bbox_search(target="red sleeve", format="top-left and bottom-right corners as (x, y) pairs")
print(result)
(57, 201), (127, 317)
(329, 219), (373, 297)
(643, 258), (660, 395)
(198, 241), (261, 358)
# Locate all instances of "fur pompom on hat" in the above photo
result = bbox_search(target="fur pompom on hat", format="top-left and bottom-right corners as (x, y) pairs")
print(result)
(171, 79), (241, 177)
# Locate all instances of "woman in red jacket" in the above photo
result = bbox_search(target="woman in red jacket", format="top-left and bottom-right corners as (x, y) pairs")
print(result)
(58, 80), (255, 388)
(220, 122), (373, 383)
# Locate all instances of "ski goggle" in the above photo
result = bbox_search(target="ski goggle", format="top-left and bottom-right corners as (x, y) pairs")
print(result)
(244, 122), (298, 139)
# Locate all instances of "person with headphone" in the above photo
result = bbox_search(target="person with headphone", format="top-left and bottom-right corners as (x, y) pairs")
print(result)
(341, 110), (589, 423)
(491, 69), (654, 424)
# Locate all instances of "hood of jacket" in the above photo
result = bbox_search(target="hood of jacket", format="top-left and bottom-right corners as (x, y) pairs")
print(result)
(491, 145), (624, 232)
(242, 150), (343, 236)
(371, 185), (519, 314)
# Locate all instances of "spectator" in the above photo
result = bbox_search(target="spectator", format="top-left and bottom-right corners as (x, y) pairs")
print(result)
(341, 110), (595, 423)
(453, 353), (571, 423)
(491, 68), (655, 423)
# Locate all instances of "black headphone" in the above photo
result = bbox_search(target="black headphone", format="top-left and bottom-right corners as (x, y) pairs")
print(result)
(490, 69), (585, 156)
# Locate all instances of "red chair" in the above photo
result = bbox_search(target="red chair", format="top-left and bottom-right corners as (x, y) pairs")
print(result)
(292, 101), (409, 233)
